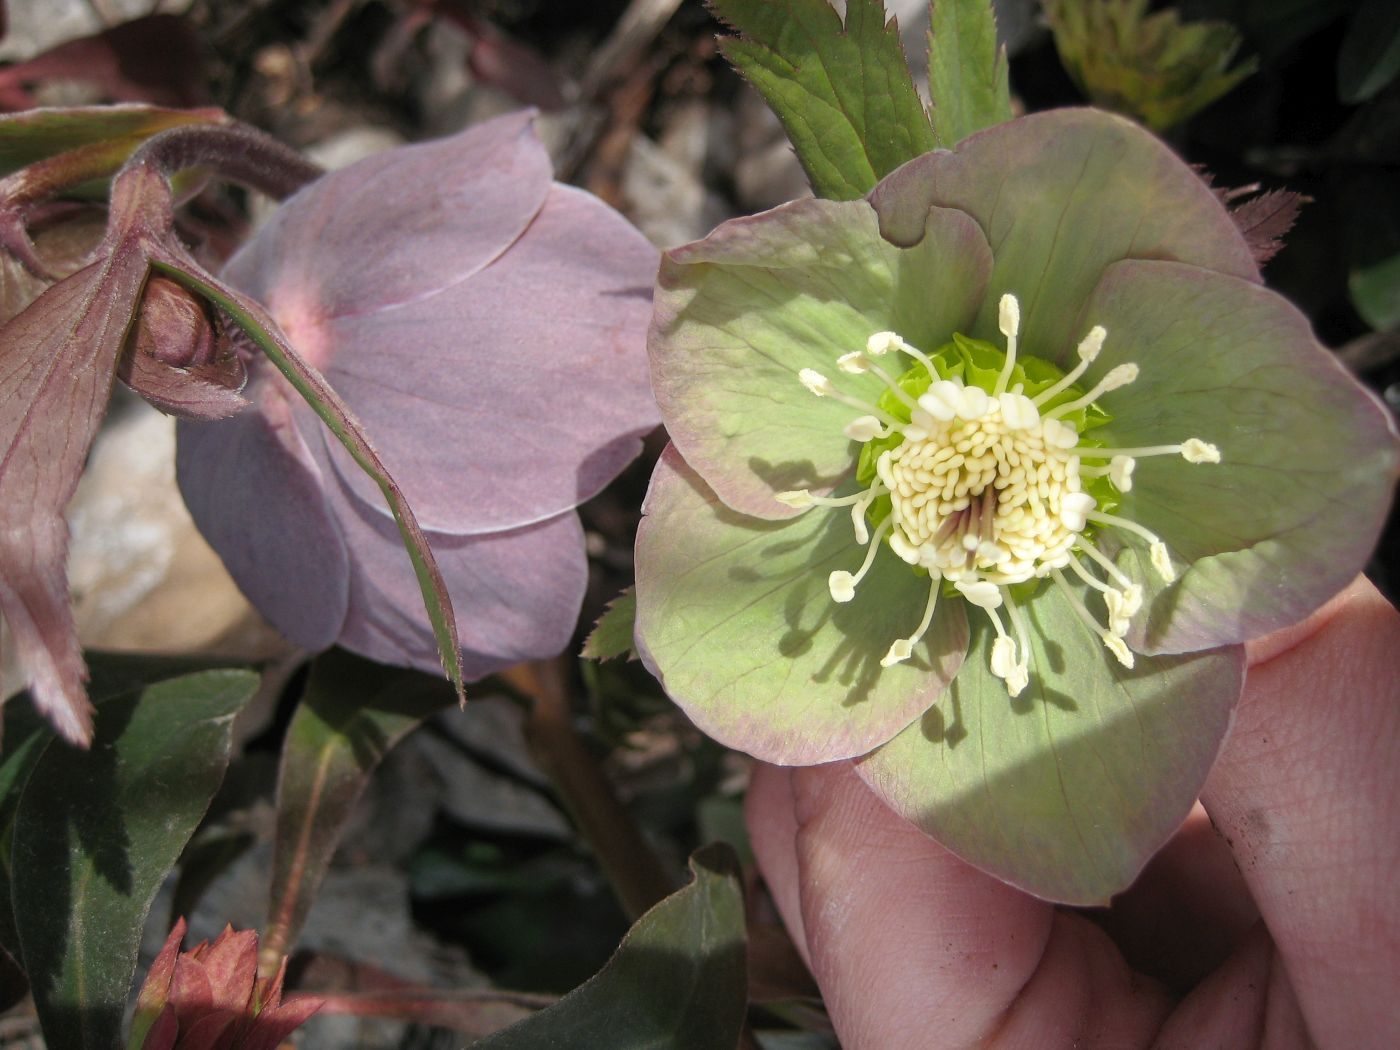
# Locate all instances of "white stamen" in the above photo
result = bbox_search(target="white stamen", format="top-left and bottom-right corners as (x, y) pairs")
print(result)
(990, 635), (1017, 678)
(1102, 631), (1135, 668)
(880, 578), (940, 667)
(843, 415), (887, 441)
(1041, 418), (1079, 449)
(776, 490), (813, 509)
(1030, 326), (1107, 407)
(799, 368), (833, 396)
(1110, 454), (1135, 490)
(1076, 538), (1135, 589)
(1059, 491), (1096, 532)
(918, 380), (964, 421)
(1150, 541), (1176, 583)
(866, 332), (900, 356)
(837, 351), (870, 374)
(1002, 590), (1033, 697)
(1181, 439), (1220, 464)
(827, 518), (891, 602)
(1078, 441), (1220, 463)
(1085, 513), (1176, 583)
(994, 293), (1021, 396)
(955, 579), (1002, 609)
(1045, 363), (1140, 419)
(849, 484), (883, 544)
(999, 392), (1040, 430)
(956, 384), (990, 420)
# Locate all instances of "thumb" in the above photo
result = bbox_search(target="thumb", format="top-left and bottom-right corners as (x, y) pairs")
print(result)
(746, 760), (1169, 1048)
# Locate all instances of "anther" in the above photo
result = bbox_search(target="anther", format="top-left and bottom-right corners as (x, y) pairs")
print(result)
(880, 578), (940, 667)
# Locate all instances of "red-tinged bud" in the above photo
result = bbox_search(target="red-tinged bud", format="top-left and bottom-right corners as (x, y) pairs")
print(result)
(134, 276), (217, 368)
(129, 919), (322, 1050)
(119, 277), (249, 420)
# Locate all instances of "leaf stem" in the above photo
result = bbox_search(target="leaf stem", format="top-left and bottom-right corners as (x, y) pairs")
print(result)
(508, 658), (674, 920)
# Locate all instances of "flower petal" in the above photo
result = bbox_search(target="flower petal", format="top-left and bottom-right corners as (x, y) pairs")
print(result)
(324, 474), (589, 681)
(222, 109), (553, 321)
(1079, 259), (1400, 653)
(175, 374), (350, 651)
(651, 198), (990, 518)
(869, 107), (1260, 365)
(634, 445), (969, 765)
(309, 183), (659, 534)
(856, 580), (1244, 905)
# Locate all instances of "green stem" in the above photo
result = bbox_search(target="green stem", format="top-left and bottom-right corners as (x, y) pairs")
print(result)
(509, 659), (674, 920)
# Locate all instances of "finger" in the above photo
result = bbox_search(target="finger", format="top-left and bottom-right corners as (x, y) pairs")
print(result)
(1093, 801), (1260, 991)
(763, 761), (1169, 1049)
(1201, 575), (1400, 1048)
(745, 762), (811, 968)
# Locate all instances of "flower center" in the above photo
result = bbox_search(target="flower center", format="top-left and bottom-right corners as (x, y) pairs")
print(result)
(780, 293), (1220, 696)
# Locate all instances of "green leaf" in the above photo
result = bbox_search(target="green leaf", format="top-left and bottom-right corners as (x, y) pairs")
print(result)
(475, 844), (747, 1050)
(711, 0), (936, 200)
(9, 663), (255, 1050)
(1043, 0), (1257, 131)
(634, 447), (968, 766)
(0, 106), (223, 181)
(151, 259), (466, 706)
(581, 588), (638, 661)
(263, 649), (456, 968)
(928, 0), (1013, 147)
(1337, 0), (1400, 103)
(857, 583), (1244, 904)
(1349, 251), (1400, 331)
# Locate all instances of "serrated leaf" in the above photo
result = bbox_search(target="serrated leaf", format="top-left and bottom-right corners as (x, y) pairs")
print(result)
(263, 649), (456, 970)
(711, 0), (936, 200)
(474, 844), (747, 1050)
(9, 664), (255, 1050)
(581, 588), (637, 661)
(928, 0), (1013, 147)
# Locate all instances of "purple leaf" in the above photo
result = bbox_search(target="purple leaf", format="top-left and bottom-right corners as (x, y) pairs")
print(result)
(0, 249), (147, 745)
(1229, 188), (1307, 265)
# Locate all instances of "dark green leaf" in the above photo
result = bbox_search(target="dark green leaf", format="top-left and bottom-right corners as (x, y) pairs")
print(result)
(1339, 0), (1400, 103)
(581, 588), (637, 661)
(264, 649), (456, 966)
(9, 665), (255, 1050)
(711, 0), (936, 200)
(928, 0), (1013, 146)
(475, 844), (747, 1050)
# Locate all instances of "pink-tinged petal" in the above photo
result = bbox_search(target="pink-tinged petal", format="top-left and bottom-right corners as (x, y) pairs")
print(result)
(318, 463), (589, 680)
(175, 372), (350, 651)
(222, 110), (553, 322)
(634, 446), (969, 765)
(857, 582), (1245, 905)
(1074, 259), (1400, 653)
(238, 995), (323, 1050)
(650, 198), (990, 519)
(120, 352), (249, 420)
(311, 183), (659, 533)
(869, 108), (1260, 367)
(0, 252), (148, 746)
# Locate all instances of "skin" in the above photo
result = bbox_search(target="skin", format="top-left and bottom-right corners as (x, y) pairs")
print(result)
(746, 576), (1400, 1049)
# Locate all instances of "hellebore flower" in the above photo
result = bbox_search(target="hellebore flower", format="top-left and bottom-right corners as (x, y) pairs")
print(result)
(176, 111), (659, 678)
(130, 918), (322, 1050)
(635, 108), (1398, 903)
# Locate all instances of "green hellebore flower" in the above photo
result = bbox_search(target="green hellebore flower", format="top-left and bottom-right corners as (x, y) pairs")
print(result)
(633, 109), (1399, 904)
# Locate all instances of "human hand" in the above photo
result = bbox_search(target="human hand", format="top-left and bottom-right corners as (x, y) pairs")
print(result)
(746, 576), (1400, 1049)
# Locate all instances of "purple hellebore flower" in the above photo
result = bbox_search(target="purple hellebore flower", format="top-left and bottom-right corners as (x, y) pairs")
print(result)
(176, 112), (659, 678)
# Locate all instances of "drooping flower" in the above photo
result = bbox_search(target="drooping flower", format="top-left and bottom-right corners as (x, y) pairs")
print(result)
(176, 111), (659, 678)
(634, 108), (1398, 903)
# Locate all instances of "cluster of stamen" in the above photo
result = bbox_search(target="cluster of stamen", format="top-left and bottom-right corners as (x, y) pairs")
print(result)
(779, 294), (1220, 696)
